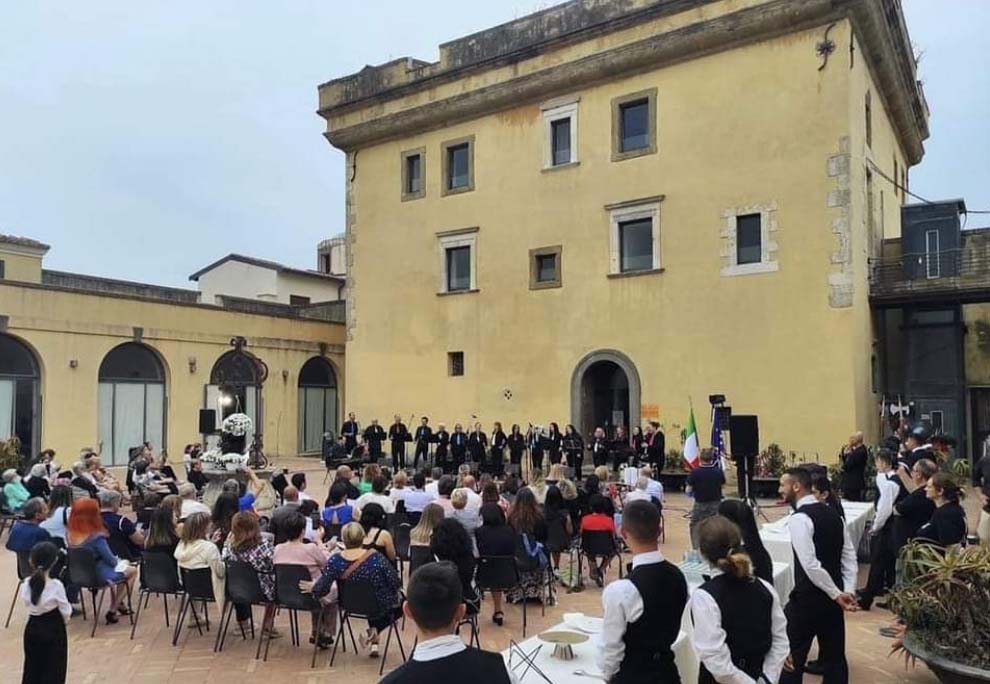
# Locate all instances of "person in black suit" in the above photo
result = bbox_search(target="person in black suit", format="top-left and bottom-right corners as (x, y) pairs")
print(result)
(467, 422), (487, 468)
(433, 424), (450, 473)
(839, 432), (868, 502)
(506, 425), (525, 476)
(563, 424), (584, 478)
(389, 415), (411, 470)
(363, 419), (386, 462)
(341, 413), (360, 453)
(489, 422), (507, 478)
(546, 423), (563, 465)
(450, 424), (468, 470)
(413, 417), (432, 470)
(645, 422), (666, 472)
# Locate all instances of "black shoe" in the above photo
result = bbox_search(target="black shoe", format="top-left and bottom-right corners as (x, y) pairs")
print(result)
(804, 659), (825, 675)
(856, 592), (872, 611)
(492, 611), (504, 626)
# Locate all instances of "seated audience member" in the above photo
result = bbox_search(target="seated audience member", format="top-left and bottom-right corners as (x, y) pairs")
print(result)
(529, 469), (548, 505)
(67, 498), (137, 624)
(40, 485), (73, 542)
(599, 500), (687, 684)
(354, 475), (395, 518)
(269, 486), (302, 544)
(558, 477), (582, 533)
(717, 499), (774, 584)
(221, 512), (276, 635)
(211, 492), (240, 547)
(410, 503), (444, 548)
(291, 472), (314, 503)
(435, 476), (457, 516)
(481, 481), (508, 514)
(298, 500), (322, 540)
(430, 518), (479, 613)
(144, 504), (181, 556)
(506, 487), (548, 603)
(5, 497), (52, 553)
(625, 477), (653, 504)
(160, 495), (184, 533)
(187, 459), (208, 493)
(425, 467), (443, 497)
(460, 474), (483, 513)
(404, 471), (436, 515)
(475, 503), (515, 625)
(335, 465), (361, 500)
(389, 470), (411, 507)
(322, 482), (354, 527)
(178, 482), (209, 520)
(301, 522), (402, 658)
(691, 515), (788, 684)
(580, 493), (617, 586)
(174, 512), (226, 608)
(543, 485), (573, 568)
(686, 449), (725, 549)
(99, 489), (144, 561)
(358, 464), (380, 495)
(639, 466), (664, 504)
(359, 503), (396, 562)
(500, 475), (520, 508)
(450, 489), (481, 545)
(382, 562), (514, 684)
(23, 463), (51, 500)
(3, 469), (32, 512)
(132, 459), (169, 497)
(274, 512), (337, 648)
(222, 469), (263, 512)
(87, 456), (127, 496)
(916, 472), (968, 547)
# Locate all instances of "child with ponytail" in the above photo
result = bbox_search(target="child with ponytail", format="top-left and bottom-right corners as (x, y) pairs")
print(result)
(691, 515), (789, 684)
(19, 541), (70, 683)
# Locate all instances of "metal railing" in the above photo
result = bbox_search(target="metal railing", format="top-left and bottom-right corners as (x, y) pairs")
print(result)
(869, 247), (990, 302)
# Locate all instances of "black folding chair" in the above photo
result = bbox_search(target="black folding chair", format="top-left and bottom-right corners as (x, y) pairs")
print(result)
(393, 523), (411, 583)
(323, 523), (342, 541)
(172, 567), (215, 646)
(68, 546), (132, 638)
(476, 555), (527, 636)
(408, 546), (435, 577)
(130, 551), (183, 639)
(580, 530), (623, 586)
(4, 551), (32, 628)
(274, 564), (327, 667)
(331, 577), (405, 676)
(216, 561), (276, 655)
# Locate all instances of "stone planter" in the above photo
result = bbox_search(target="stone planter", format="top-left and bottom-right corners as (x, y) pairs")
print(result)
(903, 633), (990, 684)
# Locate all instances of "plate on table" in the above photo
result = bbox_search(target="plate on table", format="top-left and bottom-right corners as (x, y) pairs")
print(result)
(539, 630), (589, 645)
(562, 613), (603, 634)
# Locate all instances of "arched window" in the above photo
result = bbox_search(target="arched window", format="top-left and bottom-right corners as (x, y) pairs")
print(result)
(298, 357), (338, 453)
(0, 334), (40, 456)
(205, 349), (266, 445)
(97, 343), (166, 465)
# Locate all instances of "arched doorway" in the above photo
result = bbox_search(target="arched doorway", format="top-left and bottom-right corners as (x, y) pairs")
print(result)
(298, 357), (338, 453)
(207, 345), (267, 447)
(98, 342), (167, 465)
(0, 334), (40, 457)
(570, 350), (641, 440)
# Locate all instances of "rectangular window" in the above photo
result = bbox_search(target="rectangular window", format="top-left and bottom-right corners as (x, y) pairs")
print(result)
(289, 295), (311, 306)
(865, 91), (873, 148)
(925, 229), (940, 279)
(619, 218), (654, 273)
(930, 410), (944, 433)
(448, 352), (464, 377)
(0, 259), (4, 279)
(447, 144), (470, 190)
(536, 254), (557, 282)
(736, 213), (762, 265)
(446, 246), (472, 292)
(320, 253), (331, 274)
(551, 118), (571, 166)
(406, 154), (422, 194)
(620, 100), (650, 152)
(529, 245), (562, 289)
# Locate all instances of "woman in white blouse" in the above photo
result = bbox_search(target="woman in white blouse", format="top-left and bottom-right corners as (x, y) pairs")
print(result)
(690, 515), (789, 684)
(20, 541), (71, 684)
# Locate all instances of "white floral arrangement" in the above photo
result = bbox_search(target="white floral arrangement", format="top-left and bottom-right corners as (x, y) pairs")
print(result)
(221, 413), (253, 437)
(200, 448), (248, 471)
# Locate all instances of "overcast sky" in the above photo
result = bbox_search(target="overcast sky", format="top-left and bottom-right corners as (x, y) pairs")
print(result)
(1, 1), (987, 288)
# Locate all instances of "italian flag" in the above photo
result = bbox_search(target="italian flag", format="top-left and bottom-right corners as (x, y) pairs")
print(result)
(683, 406), (700, 469)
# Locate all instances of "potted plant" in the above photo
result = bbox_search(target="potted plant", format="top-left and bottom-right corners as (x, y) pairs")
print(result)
(750, 443), (786, 498)
(889, 542), (990, 684)
(660, 450), (688, 491)
(0, 437), (22, 474)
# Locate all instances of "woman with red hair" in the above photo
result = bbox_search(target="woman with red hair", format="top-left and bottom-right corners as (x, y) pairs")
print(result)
(66, 498), (137, 624)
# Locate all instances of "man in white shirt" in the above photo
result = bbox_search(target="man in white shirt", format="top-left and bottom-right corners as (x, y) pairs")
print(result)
(424, 467), (443, 498)
(625, 478), (652, 505)
(778, 467), (859, 684)
(856, 449), (903, 610)
(354, 475), (396, 518)
(404, 472), (437, 514)
(178, 483), (210, 520)
(598, 500), (687, 683)
(291, 472), (315, 502)
(382, 562), (516, 684)
(638, 467), (664, 504)
(461, 474), (483, 514)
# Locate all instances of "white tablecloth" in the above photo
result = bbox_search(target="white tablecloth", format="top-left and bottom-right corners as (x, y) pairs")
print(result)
(502, 621), (698, 684)
(679, 561), (792, 633)
(759, 500), (873, 585)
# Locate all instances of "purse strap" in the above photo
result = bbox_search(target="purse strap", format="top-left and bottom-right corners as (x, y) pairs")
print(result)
(340, 550), (374, 581)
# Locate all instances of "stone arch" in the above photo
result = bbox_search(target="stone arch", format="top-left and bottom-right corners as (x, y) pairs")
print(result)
(569, 349), (642, 439)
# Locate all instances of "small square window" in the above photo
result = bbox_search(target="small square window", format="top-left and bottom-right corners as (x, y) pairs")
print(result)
(289, 295), (311, 306)
(551, 118), (571, 166)
(448, 352), (464, 377)
(529, 245), (562, 289)
(446, 246), (471, 292)
(620, 100), (650, 152)
(447, 144), (470, 190)
(619, 218), (654, 272)
(536, 254), (557, 282)
(736, 214), (762, 265)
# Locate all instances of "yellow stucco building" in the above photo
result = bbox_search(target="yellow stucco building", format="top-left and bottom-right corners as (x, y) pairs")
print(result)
(317, 0), (928, 458)
(0, 236), (345, 465)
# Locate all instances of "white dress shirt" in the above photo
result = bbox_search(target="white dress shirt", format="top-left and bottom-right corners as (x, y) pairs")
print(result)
(180, 499), (210, 520)
(690, 577), (789, 684)
(872, 471), (901, 533)
(788, 495), (858, 599)
(625, 489), (652, 504)
(425, 480), (440, 497)
(465, 488), (483, 514)
(353, 491), (395, 517)
(413, 633), (519, 683)
(597, 550), (665, 678)
(20, 577), (72, 618)
(403, 488), (437, 513)
(645, 478), (664, 503)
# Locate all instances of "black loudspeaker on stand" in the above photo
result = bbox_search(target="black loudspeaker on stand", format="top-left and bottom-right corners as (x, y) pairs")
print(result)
(199, 409), (217, 435)
(729, 415), (760, 510)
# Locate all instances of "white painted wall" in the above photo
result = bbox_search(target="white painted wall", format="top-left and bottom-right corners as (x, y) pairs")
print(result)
(197, 261), (279, 304)
(275, 271), (341, 304)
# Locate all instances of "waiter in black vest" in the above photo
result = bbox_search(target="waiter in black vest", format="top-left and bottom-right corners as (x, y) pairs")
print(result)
(341, 412), (360, 453)
(413, 417), (432, 470)
(599, 500), (687, 684)
(778, 467), (858, 684)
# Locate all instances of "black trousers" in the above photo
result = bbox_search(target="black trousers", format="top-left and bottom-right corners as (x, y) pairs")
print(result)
(860, 524), (896, 605)
(843, 487), (864, 502)
(391, 444), (406, 470)
(780, 592), (848, 684)
(566, 451), (583, 479)
(23, 608), (67, 684)
(531, 449), (544, 472)
(413, 442), (429, 469)
(490, 448), (504, 477)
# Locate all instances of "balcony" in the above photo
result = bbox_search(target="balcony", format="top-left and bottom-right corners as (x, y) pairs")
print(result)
(869, 246), (990, 307)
